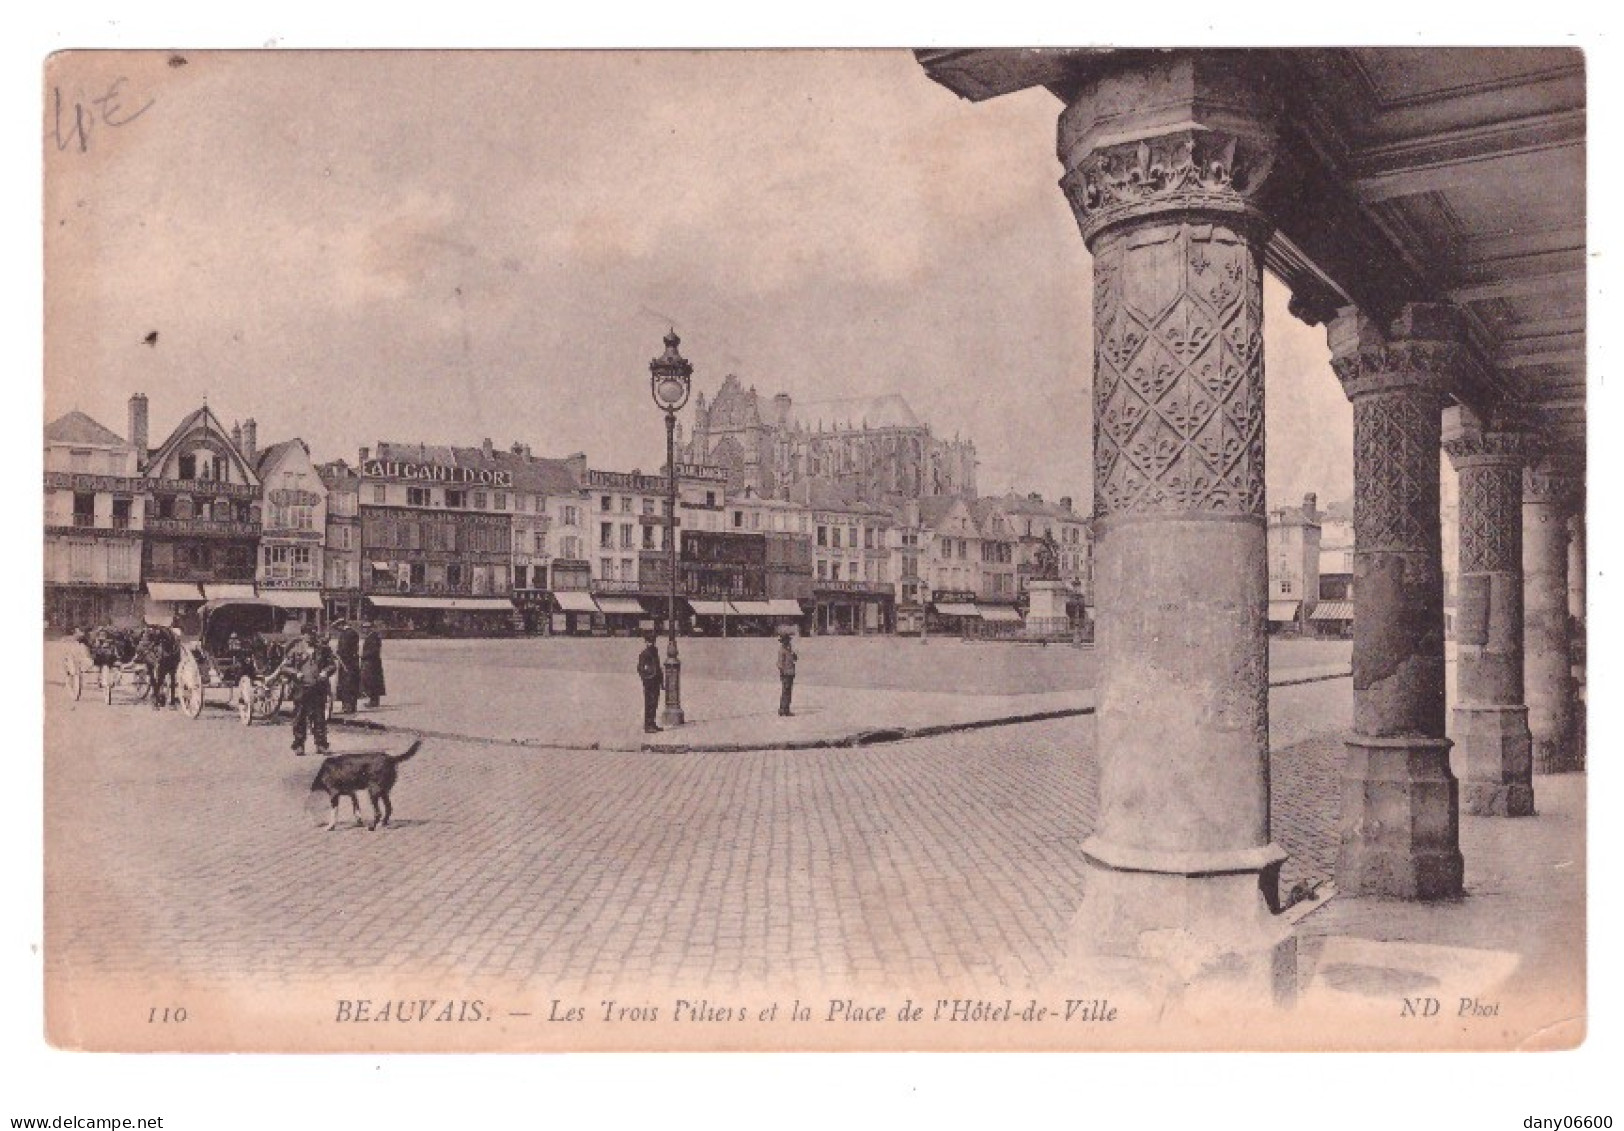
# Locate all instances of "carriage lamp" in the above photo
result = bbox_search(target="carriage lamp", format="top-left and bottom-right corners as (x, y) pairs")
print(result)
(650, 329), (692, 727)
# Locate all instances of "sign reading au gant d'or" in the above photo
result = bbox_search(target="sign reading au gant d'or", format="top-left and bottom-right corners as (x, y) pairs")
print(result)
(361, 460), (513, 488)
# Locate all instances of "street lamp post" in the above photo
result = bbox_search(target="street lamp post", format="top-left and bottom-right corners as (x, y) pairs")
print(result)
(650, 329), (692, 728)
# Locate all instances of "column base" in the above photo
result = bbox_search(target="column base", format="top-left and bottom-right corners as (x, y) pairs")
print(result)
(1453, 704), (1535, 817)
(1337, 735), (1464, 900)
(1064, 838), (1296, 1010)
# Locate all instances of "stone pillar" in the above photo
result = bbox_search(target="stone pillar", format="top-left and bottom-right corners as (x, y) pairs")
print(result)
(1329, 305), (1465, 899)
(1567, 512), (1586, 763)
(1057, 55), (1289, 991)
(1524, 461), (1581, 772)
(1442, 407), (1536, 817)
(1567, 512), (1585, 621)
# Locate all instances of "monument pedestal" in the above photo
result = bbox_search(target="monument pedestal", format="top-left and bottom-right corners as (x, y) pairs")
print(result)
(1024, 580), (1070, 638)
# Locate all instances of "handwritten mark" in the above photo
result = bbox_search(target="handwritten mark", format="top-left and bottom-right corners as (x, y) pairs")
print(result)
(142, 331), (159, 347)
(168, 55), (188, 68)
(49, 77), (154, 154)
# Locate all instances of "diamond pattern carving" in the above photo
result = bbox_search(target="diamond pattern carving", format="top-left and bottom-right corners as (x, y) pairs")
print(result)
(1353, 389), (1442, 554)
(1092, 221), (1264, 518)
(1457, 464), (1521, 574)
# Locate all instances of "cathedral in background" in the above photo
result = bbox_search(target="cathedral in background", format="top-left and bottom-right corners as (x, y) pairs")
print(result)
(679, 375), (978, 506)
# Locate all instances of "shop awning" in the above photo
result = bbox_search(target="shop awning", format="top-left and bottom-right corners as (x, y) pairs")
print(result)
(688, 599), (736, 616)
(202, 583), (258, 600)
(979, 605), (1023, 622)
(261, 590), (324, 609)
(595, 596), (646, 615)
(763, 599), (806, 617)
(727, 601), (775, 615)
(366, 595), (513, 611)
(1268, 600), (1301, 623)
(146, 581), (203, 602)
(550, 590), (600, 614)
(1310, 600), (1354, 622)
(930, 602), (980, 617)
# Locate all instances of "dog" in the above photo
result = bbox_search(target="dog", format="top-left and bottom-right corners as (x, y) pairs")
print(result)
(309, 737), (422, 831)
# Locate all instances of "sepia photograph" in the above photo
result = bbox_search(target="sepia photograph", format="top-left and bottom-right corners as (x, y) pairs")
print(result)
(17, 16), (1617, 1122)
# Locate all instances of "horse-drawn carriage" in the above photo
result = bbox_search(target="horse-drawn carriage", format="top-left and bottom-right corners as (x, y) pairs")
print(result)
(173, 598), (323, 724)
(63, 620), (151, 705)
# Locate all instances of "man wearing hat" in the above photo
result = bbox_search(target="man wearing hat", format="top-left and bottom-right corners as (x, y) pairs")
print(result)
(276, 623), (339, 756)
(636, 632), (664, 734)
(777, 633), (797, 717)
(332, 618), (361, 714)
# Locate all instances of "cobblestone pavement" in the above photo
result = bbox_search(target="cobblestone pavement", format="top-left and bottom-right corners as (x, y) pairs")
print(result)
(44, 675), (1353, 1010)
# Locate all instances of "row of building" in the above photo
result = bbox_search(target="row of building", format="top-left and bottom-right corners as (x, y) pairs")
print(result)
(1265, 492), (1357, 638)
(44, 391), (1095, 639)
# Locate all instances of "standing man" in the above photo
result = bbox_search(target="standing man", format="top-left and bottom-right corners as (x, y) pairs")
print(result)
(637, 632), (664, 734)
(333, 619), (361, 714)
(777, 633), (797, 717)
(360, 622), (386, 709)
(278, 624), (338, 756)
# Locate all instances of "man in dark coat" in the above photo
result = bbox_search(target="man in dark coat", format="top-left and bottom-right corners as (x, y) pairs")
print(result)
(777, 633), (797, 717)
(277, 624), (338, 756)
(637, 632), (664, 733)
(333, 619), (361, 713)
(360, 622), (386, 708)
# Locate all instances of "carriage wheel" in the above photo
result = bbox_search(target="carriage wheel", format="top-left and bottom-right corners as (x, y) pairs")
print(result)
(177, 653), (204, 719)
(130, 665), (151, 703)
(103, 670), (115, 705)
(237, 676), (256, 725)
(63, 656), (82, 701)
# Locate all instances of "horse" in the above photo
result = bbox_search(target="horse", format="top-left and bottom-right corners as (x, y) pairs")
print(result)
(133, 625), (182, 710)
(77, 625), (140, 691)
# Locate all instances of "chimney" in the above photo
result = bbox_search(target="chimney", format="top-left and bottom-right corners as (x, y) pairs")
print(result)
(241, 418), (257, 463)
(1060, 496), (1073, 512)
(359, 446), (371, 463)
(511, 441), (525, 456)
(231, 421), (243, 452)
(482, 437), (494, 459)
(1028, 492), (1042, 504)
(566, 452), (588, 483)
(127, 393), (149, 469)
(773, 393), (792, 425)
(1303, 492), (1318, 517)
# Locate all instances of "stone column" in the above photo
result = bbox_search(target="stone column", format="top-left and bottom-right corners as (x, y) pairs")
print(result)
(1057, 56), (1289, 988)
(1524, 461), (1581, 772)
(1442, 407), (1536, 817)
(1329, 305), (1465, 899)
(1568, 512), (1585, 621)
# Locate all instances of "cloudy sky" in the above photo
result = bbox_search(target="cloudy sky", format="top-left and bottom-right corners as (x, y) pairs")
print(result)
(44, 49), (1353, 506)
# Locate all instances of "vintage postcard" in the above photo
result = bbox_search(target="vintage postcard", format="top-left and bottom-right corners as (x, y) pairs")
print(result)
(41, 47), (1586, 1054)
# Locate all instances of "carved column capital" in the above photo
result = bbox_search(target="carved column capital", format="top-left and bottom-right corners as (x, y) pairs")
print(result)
(1328, 304), (1479, 403)
(1442, 404), (1544, 472)
(1523, 458), (1582, 509)
(1059, 129), (1276, 246)
(1056, 53), (1278, 247)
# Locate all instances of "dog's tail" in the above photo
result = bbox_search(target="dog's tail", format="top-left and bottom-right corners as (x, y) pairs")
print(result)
(390, 737), (423, 764)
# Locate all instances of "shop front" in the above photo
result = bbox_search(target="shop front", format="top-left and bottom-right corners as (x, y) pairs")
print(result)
(976, 601), (1025, 639)
(549, 588), (600, 636)
(145, 580), (206, 631)
(365, 595), (517, 637)
(258, 586), (325, 632)
(925, 591), (981, 638)
(812, 580), (895, 635)
(728, 598), (806, 637)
